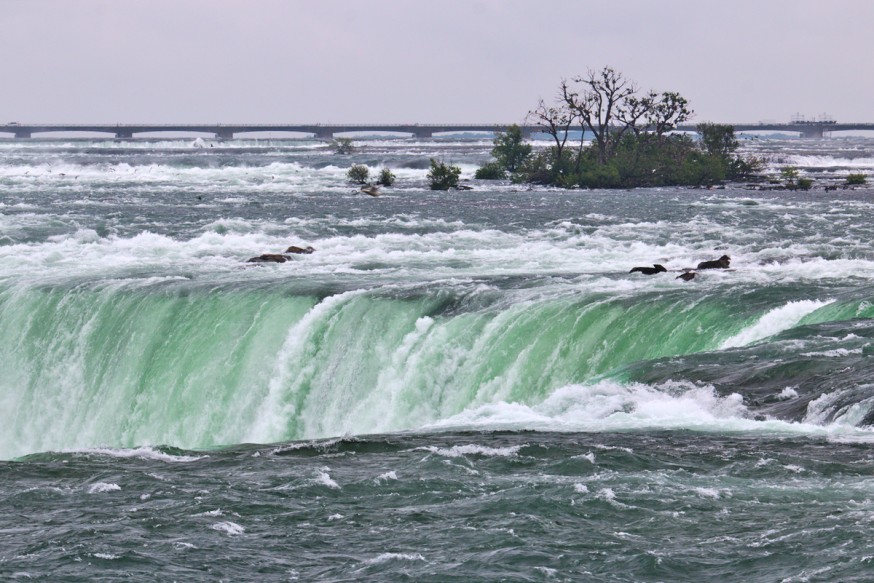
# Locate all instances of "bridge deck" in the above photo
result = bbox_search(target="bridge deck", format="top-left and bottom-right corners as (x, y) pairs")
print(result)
(1, 123), (872, 139)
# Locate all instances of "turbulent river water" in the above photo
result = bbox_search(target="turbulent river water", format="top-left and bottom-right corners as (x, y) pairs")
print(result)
(2, 134), (874, 581)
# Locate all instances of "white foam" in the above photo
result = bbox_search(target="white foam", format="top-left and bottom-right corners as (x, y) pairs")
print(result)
(364, 553), (426, 565)
(211, 521), (245, 535)
(801, 348), (862, 358)
(597, 488), (616, 501)
(720, 299), (835, 349)
(782, 155), (874, 169)
(314, 469), (340, 489)
(417, 444), (523, 458)
(87, 482), (121, 494)
(415, 377), (874, 439)
(576, 452), (596, 464)
(693, 487), (723, 499)
(428, 380), (752, 434)
(75, 446), (208, 463)
(778, 387), (799, 400)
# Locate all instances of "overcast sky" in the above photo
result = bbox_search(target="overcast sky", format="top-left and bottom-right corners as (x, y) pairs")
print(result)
(2, 0), (872, 125)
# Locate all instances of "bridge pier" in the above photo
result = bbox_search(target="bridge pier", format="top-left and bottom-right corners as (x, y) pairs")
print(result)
(799, 126), (825, 138)
(216, 130), (234, 139)
(115, 131), (133, 139)
(14, 131), (31, 139)
(314, 129), (334, 139)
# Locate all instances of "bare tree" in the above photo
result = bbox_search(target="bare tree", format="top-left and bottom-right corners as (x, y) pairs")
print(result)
(561, 66), (637, 164)
(647, 92), (693, 138)
(527, 98), (574, 162)
(617, 91), (656, 137)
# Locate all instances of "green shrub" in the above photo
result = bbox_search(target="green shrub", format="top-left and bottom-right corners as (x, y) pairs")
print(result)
(796, 177), (813, 190)
(676, 152), (728, 186)
(427, 159), (462, 190)
(847, 173), (867, 185)
(492, 125), (532, 173)
(780, 166), (799, 181)
(780, 166), (799, 189)
(376, 167), (396, 186)
(331, 137), (355, 154)
(514, 147), (574, 185)
(347, 164), (370, 184)
(474, 162), (507, 180)
(577, 161), (621, 189)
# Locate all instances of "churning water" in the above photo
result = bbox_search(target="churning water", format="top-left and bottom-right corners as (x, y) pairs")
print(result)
(2, 135), (874, 581)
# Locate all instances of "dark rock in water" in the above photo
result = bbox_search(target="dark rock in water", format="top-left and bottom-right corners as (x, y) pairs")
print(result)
(286, 245), (315, 254)
(247, 254), (289, 263)
(630, 264), (667, 275)
(399, 158), (432, 169)
(696, 255), (731, 270)
(676, 272), (696, 281)
(360, 185), (380, 197)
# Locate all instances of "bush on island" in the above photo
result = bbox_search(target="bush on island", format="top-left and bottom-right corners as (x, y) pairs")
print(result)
(376, 167), (396, 186)
(847, 173), (867, 186)
(331, 138), (355, 154)
(475, 125), (532, 180)
(474, 162), (507, 180)
(492, 125), (532, 174)
(516, 66), (761, 189)
(347, 164), (370, 184)
(428, 159), (462, 190)
(796, 177), (814, 191)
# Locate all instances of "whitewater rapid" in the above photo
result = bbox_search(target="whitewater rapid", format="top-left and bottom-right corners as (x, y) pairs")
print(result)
(2, 136), (874, 459)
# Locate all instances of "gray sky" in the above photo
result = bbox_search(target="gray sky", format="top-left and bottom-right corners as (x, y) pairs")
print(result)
(2, 0), (872, 124)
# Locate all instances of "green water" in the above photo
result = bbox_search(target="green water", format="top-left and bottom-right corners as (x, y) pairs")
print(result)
(3, 136), (874, 581)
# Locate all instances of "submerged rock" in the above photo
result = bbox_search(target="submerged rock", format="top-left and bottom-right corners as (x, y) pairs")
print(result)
(286, 245), (315, 254)
(696, 255), (731, 270)
(630, 264), (667, 275)
(247, 254), (289, 263)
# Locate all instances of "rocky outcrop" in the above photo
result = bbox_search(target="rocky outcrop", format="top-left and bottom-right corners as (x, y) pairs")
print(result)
(696, 255), (731, 270)
(247, 254), (289, 263)
(285, 245), (315, 254)
(629, 264), (667, 275)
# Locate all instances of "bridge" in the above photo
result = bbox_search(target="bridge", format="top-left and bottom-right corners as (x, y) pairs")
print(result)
(0, 122), (871, 139)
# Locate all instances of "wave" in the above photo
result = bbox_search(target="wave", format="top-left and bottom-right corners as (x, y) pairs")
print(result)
(720, 299), (835, 348)
(779, 155), (874, 169)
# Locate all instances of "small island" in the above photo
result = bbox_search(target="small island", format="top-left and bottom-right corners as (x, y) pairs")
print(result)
(476, 66), (761, 189)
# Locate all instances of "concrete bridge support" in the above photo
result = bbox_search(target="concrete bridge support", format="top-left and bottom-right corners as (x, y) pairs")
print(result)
(215, 130), (234, 139)
(14, 131), (31, 138)
(799, 126), (825, 138)
(115, 130), (133, 139)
